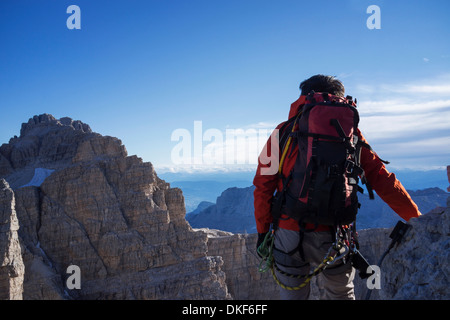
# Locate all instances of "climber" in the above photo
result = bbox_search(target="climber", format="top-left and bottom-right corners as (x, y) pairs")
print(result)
(253, 74), (422, 300)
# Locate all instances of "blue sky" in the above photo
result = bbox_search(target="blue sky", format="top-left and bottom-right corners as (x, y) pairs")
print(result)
(1, 0), (449, 175)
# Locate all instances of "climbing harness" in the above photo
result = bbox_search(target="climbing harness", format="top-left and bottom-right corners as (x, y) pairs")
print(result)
(258, 225), (352, 290)
(271, 238), (348, 290)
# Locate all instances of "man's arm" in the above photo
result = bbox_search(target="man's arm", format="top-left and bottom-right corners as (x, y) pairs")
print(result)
(253, 128), (280, 234)
(358, 130), (422, 221)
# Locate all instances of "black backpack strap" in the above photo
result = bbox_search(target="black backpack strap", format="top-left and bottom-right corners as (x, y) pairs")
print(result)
(271, 171), (293, 230)
(357, 140), (390, 165)
(354, 136), (389, 200)
(360, 172), (375, 199)
(298, 228), (306, 261)
(298, 158), (316, 199)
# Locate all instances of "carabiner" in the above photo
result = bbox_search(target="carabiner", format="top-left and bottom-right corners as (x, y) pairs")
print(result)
(326, 241), (349, 266)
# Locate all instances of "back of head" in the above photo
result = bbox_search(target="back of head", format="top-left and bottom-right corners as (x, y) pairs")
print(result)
(299, 74), (345, 97)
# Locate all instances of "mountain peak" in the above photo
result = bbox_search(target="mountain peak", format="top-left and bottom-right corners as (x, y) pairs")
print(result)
(0, 114), (123, 184)
(20, 114), (92, 137)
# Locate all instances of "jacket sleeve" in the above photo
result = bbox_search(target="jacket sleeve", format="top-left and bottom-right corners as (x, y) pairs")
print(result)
(358, 130), (422, 221)
(253, 126), (282, 234)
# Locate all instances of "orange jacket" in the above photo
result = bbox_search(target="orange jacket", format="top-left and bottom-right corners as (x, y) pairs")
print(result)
(253, 95), (421, 234)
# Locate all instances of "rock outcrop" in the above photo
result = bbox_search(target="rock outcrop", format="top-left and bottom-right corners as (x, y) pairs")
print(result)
(188, 186), (257, 233)
(0, 179), (24, 300)
(353, 172), (450, 300)
(200, 229), (278, 299)
(1, 114), (231, 299)
(364, 201), (449, 299)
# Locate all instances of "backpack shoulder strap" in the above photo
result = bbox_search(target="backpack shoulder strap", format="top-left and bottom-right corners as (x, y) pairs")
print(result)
(278, 110), (303, 176)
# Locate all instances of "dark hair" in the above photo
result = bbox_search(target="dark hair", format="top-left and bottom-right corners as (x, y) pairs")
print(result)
(299, 74), (345, 97)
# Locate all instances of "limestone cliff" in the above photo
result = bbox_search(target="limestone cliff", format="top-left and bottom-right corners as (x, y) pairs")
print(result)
(1, 114), (230, 299)
(188, 186), (257, 233)
(0, 179), (24, 300)
(364, 201), (449, 299)
(200, 229), (278, 299)
(352, 169), (450, 300)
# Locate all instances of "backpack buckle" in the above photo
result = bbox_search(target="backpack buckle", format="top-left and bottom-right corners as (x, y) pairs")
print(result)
(345, 160), (355, 174)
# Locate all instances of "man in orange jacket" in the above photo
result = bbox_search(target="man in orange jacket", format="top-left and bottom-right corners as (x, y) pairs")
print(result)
(253, 74), (421, 300)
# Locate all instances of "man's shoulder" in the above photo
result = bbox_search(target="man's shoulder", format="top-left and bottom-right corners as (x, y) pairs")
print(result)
(275, 121), (287, 129)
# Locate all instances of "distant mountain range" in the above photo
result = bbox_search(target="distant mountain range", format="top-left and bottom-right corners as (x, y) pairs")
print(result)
(185, 184), (449, 233)
(160, 168), (449, 213)
(187, 186), (257, 233)
(167, 180), (252, 213)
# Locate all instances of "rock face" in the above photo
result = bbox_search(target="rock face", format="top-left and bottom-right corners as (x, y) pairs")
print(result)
(201, 229), (279, 300)
(0, 179), (24, 300)
(372, 202), (449, 299)
(188, 186), (257, 233)
(1, 114), (231, 299)
(353, 201), (450, 300)
(353, 170), (450, 300)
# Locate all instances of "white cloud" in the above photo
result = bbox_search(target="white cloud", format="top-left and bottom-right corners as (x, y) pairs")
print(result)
(394, 84), (450, 95)
(355, 74), (450, 98)
(358, 99), (450, 116)
(375, 136), (450, 155)
(355, 75), (450, 170)
(360, 109), (450, 140)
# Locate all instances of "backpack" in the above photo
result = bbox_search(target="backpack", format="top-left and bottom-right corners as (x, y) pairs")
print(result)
(271, 91), (387, 229)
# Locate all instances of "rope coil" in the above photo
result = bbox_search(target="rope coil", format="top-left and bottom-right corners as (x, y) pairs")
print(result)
(270, 254), (335, 290)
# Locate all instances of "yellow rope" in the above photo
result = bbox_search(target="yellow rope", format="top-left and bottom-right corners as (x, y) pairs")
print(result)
(270, 256), (335, 290)
(278, 111), (303, 174)
(257, 230), (342, 290)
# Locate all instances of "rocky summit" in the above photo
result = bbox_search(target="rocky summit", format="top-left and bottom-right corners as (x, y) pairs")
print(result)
(0, 114), (448, 300)
(0, 114), (271, 299)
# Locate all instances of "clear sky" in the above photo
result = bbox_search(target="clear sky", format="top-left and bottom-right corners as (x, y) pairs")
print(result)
(1, 0), (449, 175)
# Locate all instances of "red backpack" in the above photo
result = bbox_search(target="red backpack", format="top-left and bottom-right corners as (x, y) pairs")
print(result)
(271, 91), (387, 229)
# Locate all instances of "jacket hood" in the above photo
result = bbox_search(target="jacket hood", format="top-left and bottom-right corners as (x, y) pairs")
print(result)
(288, 95), (307, 119)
